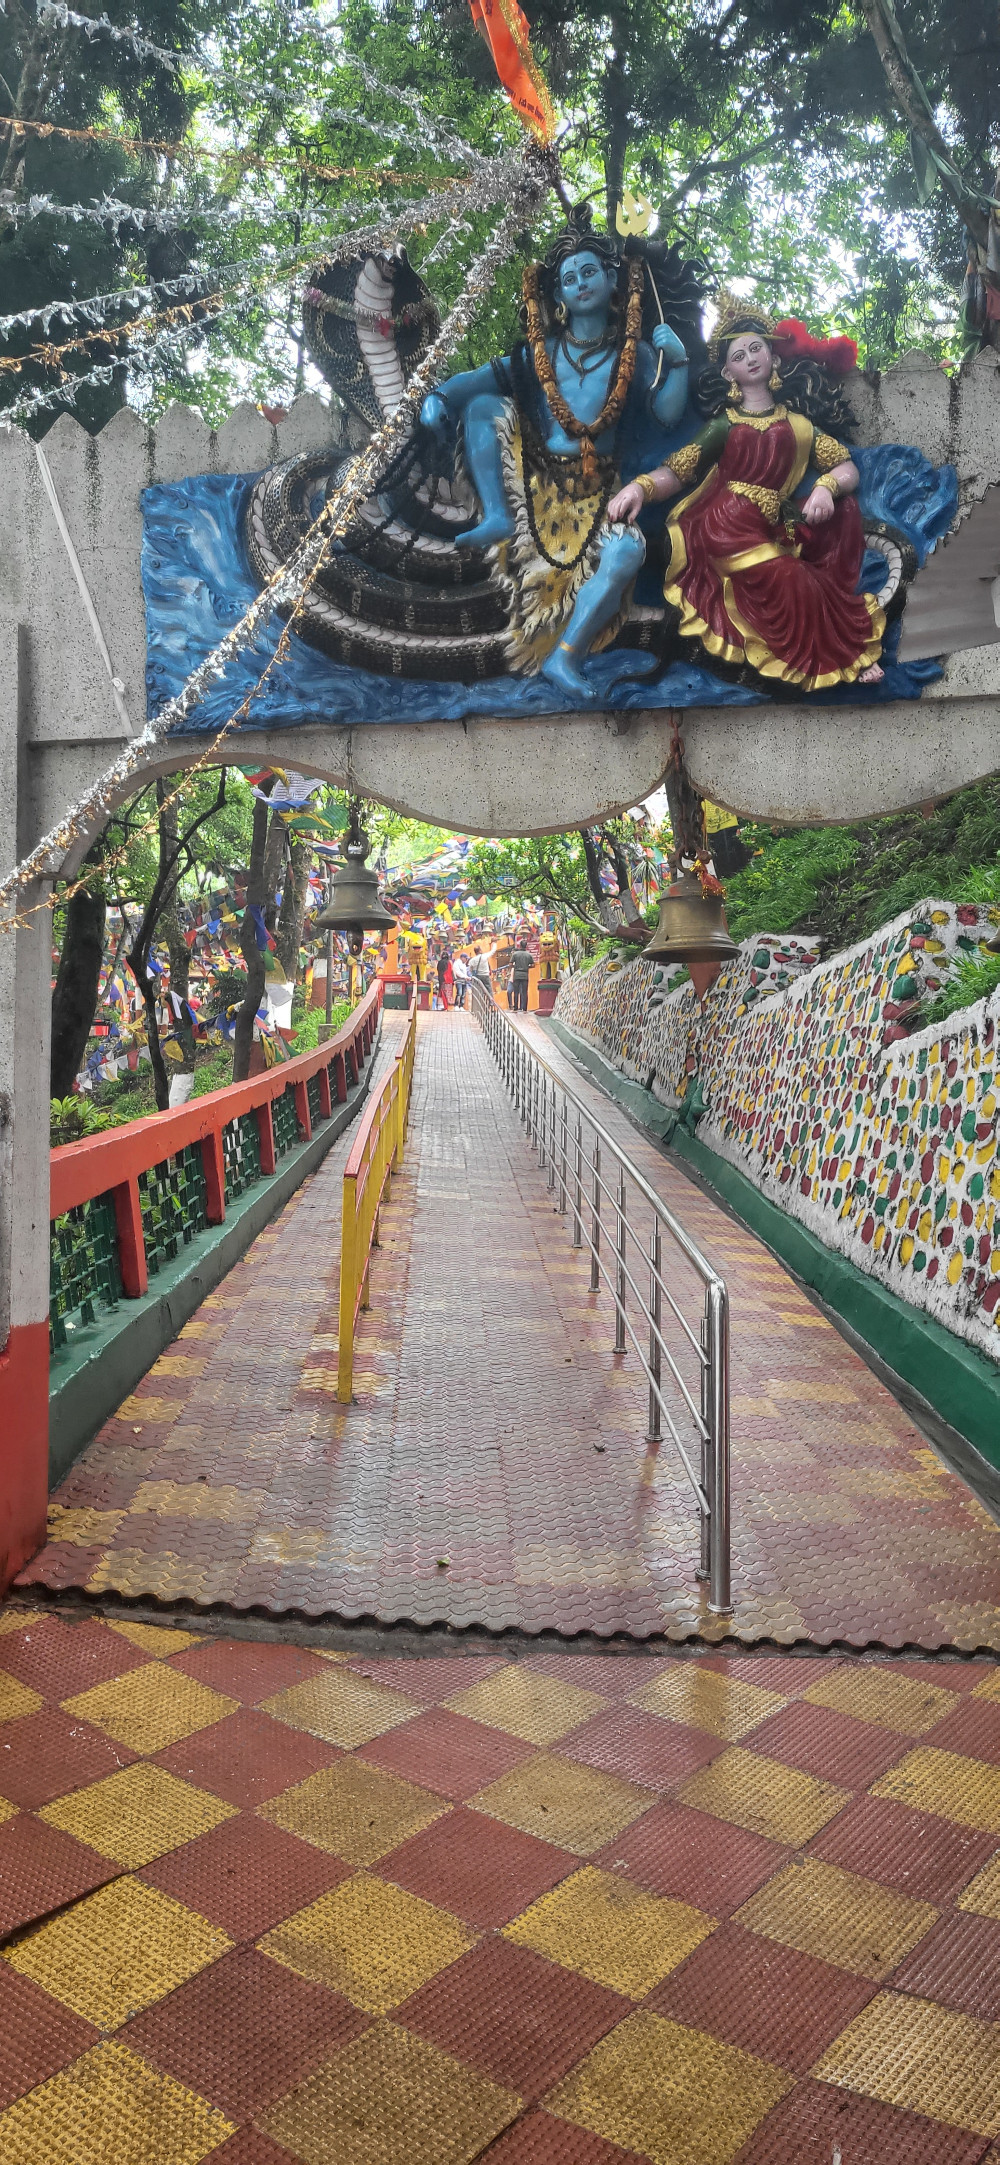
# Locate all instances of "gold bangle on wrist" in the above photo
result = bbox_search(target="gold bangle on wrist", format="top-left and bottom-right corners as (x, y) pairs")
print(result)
(814, 472), (840, 498)
(633, 472), (659, 504)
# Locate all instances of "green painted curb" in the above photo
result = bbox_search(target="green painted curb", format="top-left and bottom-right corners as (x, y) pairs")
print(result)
(48, 1044), (379, 1488)
(547, 1014), (1000, 1475)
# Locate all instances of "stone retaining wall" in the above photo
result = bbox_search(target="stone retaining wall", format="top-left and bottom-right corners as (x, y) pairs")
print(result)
(555, 906), (1000, 1364)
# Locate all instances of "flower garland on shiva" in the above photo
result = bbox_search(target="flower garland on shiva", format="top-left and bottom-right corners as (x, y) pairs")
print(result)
(608, 296), (888, 694)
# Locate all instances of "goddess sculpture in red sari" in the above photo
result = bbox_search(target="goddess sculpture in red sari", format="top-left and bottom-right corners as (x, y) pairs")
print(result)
(608, 296), (885, 690)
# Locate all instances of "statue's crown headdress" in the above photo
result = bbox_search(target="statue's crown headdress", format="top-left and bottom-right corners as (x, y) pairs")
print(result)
(711, 289), (776, 357)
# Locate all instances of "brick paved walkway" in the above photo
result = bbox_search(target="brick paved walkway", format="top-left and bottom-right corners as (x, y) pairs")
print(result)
(1, 1613), (1000, 2163)
(16, 1010), (1000, 1646)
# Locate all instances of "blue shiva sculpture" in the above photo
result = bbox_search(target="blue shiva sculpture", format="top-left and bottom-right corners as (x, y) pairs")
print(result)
(418, 221), (690, 702)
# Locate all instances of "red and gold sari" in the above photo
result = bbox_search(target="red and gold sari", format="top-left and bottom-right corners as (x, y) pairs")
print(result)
(663, 404), (884, 691)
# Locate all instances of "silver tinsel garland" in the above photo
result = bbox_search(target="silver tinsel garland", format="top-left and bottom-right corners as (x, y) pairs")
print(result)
(0, 164), (547, 918)
(1, 154), (527, 429)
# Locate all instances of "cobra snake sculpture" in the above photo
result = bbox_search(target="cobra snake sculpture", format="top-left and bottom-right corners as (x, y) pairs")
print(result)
(244, 247), (917, 686)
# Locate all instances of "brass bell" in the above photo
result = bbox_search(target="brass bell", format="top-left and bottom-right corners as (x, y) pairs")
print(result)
(314, 805), (396, 956)
(644, 871), (739, 966)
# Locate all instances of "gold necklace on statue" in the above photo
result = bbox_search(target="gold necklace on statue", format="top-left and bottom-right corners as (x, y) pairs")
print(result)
(727, 401), (788, 430)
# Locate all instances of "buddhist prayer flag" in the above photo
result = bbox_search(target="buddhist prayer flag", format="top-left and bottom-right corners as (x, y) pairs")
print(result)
(468, 0), (555, 144)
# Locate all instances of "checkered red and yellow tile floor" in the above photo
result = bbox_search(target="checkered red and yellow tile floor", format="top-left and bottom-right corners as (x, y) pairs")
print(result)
(2, 1610), (1000, 2163)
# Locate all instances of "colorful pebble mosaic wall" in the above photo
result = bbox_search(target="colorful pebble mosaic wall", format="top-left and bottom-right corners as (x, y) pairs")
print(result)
(554, 903), (1000, 1363)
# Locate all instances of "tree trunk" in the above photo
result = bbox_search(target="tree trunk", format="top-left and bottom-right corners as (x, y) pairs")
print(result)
(162, 907), (197, 1075)
(50, 873), (106, 1098)
(602, 17), (630, 239)
(858, 0), (989, 252)
(233, 786), (273, 1081)
(275, 836), (311, 981)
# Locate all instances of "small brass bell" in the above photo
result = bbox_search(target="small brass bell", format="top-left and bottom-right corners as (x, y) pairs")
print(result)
(314, 805), (396, 956)
(644, 871), (739, 966)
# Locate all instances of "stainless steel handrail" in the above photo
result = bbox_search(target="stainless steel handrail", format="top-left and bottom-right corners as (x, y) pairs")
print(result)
(470, 977), (731, 1612)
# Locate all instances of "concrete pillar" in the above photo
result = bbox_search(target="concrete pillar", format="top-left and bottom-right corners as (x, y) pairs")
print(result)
(0, 616), (49, 1586)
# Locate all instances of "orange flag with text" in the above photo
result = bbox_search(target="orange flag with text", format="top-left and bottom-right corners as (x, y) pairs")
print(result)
(468, 0), (555, 144)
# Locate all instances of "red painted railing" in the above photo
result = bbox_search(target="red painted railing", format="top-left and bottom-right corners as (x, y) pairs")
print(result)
(50, 983), (383, 1321)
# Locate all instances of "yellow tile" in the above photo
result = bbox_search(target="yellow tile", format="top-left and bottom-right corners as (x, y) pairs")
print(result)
(260, 1873), (474, 2013)
(40, 1761), (237, 1866)
(104, 1620), (203, 1656)
(505, 1865), (715, 1999)
(544, 2008), (792, 2165)
(128, 1480), (267, 1523)
(0, 2042), (233, 2165)
(734, 1858), (937, 1980)
(62, 1665), (237, 1753)
(261, 2019), (518, 2165)
(972, 1669), (1000, 1703)
(0, 1671), (43, 1723)
(767, 1378), (858, 1403)
(260, 1668), (417, 1748)
(803, 1665), (958, 1735)
(471, 1753), (652, 1856)
(628, 1665), (786, 1740)
(260, 1758), (448, 1865)
(152, 1354), (206, 1376)
(443, 1666), (606, 1744)
(115, 1395), (179, 1425)
(0, 1609), (42, 1636)
(871, 1747), (1000, 1833)
(46, 1507), (123, 1548)
(0, 1793), (18, 1825)
(677, 1749), (849, 1846)
(958, 1853), (1000, 1919)
(813, 1991), (1000, 2137)
(3, 1878), (231, 2028)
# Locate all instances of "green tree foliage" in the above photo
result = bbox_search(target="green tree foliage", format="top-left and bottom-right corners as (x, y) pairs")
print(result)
(0, 0), (213, 428)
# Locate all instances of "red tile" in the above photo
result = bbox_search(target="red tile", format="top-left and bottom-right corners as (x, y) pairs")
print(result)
(356, 1708), (536, 1802)
(647, 1921), (875, 2073)
(556, 1707), (721, 1791)
(154, 1709), (340, 1809)
(0, 1816), (120, 1936)
(520, 1654), (678, 1700)
(0, 1615), (149, 1699)
(745, 1701), (908, 1788)
(592, 1799), (789, 1914)
(168, 1639), (330, 1703)
(344, 1656), (510, 1702)
(396, 1938), (630, 2100)
(121, 1947), (368, 2118)
(375, 1806), (578, 1927)
(0, 1967), (99, 2109)
(0, 1707), (137, 1808)
(922, 1695), (1000, 1766)
(807, 1794), (998, 1903)
(140, 1816), (352, 1939)
(481, 2115), (647, 2162)
(890, 1910), (1000, 2018)
(731, 2078), (988, 2163)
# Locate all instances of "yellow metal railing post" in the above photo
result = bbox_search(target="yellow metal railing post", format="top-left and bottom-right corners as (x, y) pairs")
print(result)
(337, 1001), (419, 1404)
(338, 1170), (358, 1401)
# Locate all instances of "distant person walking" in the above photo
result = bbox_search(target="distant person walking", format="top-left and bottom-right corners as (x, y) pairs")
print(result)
(452, 953), (470, 1007)
(437, 950), (454, 1009)
(509, 940), (532, 1012)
